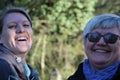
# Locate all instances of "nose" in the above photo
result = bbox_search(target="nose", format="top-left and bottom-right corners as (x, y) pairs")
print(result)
(16, 24), (25, 33)
(97, 37), (106, 45)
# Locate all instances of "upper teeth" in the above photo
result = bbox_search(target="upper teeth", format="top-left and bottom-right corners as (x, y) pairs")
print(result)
(17, 37), (27, 40)
(95, 50), (107, 53)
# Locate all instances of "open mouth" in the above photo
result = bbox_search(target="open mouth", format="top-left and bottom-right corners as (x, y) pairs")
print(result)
(16, 37), (27, 41)
(93, 49), (111, 53)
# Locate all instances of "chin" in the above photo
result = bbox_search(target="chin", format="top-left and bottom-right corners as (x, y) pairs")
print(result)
(17, 48), (29, 54)
(91, 58), (108, 64)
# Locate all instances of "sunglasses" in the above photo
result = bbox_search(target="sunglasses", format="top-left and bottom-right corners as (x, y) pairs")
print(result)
(86, 32), (120, 44)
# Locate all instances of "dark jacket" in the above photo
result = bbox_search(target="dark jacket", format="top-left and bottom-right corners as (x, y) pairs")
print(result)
(67, 63), (120, 80)
(0, 44), (39, 80)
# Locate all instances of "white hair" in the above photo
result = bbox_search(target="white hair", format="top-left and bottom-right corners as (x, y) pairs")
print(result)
(83, 14), (120, 42)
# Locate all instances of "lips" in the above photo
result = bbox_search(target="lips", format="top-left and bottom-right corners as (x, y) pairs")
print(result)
(16, 36), (27, 41)
(93, 49), (111, 53)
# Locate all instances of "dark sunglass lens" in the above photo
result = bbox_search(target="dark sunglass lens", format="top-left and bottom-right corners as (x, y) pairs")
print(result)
(104, 34), (118, 44)
(87, 33), (100, 42)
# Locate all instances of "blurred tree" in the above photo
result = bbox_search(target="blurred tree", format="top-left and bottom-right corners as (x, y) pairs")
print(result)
(95, 0), (120, 15)
(29, 0), (98, 80)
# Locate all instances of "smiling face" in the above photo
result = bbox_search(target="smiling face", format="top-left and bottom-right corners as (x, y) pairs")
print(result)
(0, 12), (33, 56)
(85, 27), (120, 71)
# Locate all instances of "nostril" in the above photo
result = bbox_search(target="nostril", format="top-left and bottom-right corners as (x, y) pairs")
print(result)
(16, 27), (25, 33)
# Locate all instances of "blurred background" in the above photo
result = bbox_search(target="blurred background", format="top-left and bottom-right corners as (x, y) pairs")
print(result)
(0, 0), (120, 80)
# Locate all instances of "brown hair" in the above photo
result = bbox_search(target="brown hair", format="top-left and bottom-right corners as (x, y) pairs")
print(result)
(0, 6), (32, 34)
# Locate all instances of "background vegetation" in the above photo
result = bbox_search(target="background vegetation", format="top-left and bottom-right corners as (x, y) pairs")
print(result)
(0, 0), (120, 80)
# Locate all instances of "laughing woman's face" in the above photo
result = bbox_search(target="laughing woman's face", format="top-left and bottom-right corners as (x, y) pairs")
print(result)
(85, 27), (120, 71)
(0, 12), (33, 56)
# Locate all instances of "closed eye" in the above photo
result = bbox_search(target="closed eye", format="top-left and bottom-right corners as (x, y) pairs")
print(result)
(8, 25), (16, 29)
(23, 24), (30, 28)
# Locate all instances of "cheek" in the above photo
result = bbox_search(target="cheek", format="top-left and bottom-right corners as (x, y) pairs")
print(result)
(6, 31), (14, 38)
(1, 32), (10, 40)
(29, 32), (32, 37)
(84, 41), (93, 53)
(28, 29), (33, 36)
(85, 40), (93, 49)
(113, 43), (120, 53)
(109, 42), (120, 60)
(29, 32), (33, 41)
(1, 30), (15, 41)
(28, 30), (33, 44)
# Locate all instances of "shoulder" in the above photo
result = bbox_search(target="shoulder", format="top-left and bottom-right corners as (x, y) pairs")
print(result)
(0, 59), (21, 80)
(67, 63), (85, 80)
(0, 59), (11, 72)
(0, 59), (12, 79)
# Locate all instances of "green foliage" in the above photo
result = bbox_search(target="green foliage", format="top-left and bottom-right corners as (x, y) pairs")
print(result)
(1, 0), (120, 80)
(30, 0), (98, 80)
(95, 0), (120, 15)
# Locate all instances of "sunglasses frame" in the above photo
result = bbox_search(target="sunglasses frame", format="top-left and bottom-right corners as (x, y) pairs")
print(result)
(86, 32), (120, 44)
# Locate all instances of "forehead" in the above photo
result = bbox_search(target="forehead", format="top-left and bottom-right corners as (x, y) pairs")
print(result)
(3, 12), (29, 23)
(91, 27), (120, 34)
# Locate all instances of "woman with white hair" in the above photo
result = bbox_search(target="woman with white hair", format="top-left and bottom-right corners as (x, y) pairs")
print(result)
(68, 14), (120, 80)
